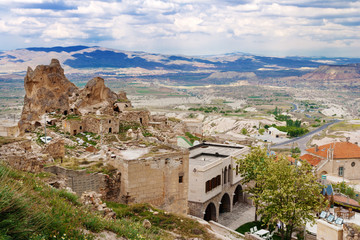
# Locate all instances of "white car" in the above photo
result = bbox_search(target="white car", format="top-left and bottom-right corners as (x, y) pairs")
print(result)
(40, 136), (52, 143)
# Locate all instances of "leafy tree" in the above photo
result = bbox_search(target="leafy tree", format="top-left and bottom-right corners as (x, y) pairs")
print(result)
(291, 147), (301, 154)
(333, 182), (356, 199)
(241, 128), (248, 135)
(258, 129), (265, 135)
(256, 156), (327, 240)
(236, 147), (271, 221)
(237, 148), (326, 239)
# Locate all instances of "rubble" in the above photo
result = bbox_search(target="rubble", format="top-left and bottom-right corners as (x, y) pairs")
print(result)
(81, 191), (116, 219)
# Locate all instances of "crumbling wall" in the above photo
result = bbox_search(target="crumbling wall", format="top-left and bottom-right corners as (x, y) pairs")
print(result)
(44, 166), (107, 197)
(62, 119), (83, 135)
(111, 149), (189, 215)
(43, 139), (65, 159)
(3, 156), (46, 173)
(118, 110), (150, 127)
(0, 140), (46, 173)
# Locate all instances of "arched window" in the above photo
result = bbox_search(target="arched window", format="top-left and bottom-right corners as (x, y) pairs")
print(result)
(224, 167), (227, 184)
(228, 164), (231, 183)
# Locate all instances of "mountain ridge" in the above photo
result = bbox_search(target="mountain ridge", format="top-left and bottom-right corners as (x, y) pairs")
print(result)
(1, 46), (360, 82)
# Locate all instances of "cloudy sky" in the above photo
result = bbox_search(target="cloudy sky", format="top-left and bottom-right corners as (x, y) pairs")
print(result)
(1, 0), (360, 57)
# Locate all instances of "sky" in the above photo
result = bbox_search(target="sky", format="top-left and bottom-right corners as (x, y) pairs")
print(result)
(1, 0), (360, 57)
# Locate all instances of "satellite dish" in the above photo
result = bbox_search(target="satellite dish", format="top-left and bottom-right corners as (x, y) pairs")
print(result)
(193, 140), (200, 146)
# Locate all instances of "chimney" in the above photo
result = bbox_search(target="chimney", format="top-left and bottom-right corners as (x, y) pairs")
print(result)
(355, 142), (358, 146)
(346, 137), (350, 142)
(315, 144), (319, 152)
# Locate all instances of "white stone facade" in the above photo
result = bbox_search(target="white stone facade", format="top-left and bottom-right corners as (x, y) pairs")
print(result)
(188, 142), (250, 221)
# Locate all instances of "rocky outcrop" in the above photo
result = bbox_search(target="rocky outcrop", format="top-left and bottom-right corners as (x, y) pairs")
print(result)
(303, 64), (360, 81)
(19, 59), (78, 132)
(72, 77), (119, 115)
(18, 59), (134, 133)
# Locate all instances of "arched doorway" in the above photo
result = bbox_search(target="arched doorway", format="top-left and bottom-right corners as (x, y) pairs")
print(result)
(233, 185), (243, 205)
(219, 193), (231, 213)
(204, 202), (216, 221)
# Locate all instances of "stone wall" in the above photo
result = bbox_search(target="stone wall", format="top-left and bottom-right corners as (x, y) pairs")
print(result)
(343, 223), (360, 240)
(83, 116), (119, 134)
(316, 219), (343, 240)
(318, 158), (360, 180)
(0, 125), (19, 137)
(110, 149), (189, 215)
(188, 183), (249, 221)
(114, 102), (132, 113)
(0, 140), (46, 173)
(44, 166), (108, 197)
(63, 115), (119, 135)
(3, 155), (46, 173)
(63, 119), (83, 135)
(118, 110), (150, 127)
(244, 233), (264, 240)
(43, 139), (65, 159)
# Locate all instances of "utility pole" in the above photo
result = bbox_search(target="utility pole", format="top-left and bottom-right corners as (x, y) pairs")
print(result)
(44, 114), (47, 144)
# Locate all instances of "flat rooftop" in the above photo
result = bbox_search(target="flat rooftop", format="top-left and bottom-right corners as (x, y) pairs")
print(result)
(189, 142), (244, 166)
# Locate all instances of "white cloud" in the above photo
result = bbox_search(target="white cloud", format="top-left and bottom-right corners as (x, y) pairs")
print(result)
(0, 0), (359, 57)
(41, 22), (88, 39)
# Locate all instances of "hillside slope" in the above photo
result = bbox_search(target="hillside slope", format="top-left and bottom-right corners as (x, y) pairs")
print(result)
(0, 162), (217, 240)
(302, 64), (360, 81)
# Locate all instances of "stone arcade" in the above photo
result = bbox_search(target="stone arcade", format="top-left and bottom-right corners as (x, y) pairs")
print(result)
(187, 142), (250, 221)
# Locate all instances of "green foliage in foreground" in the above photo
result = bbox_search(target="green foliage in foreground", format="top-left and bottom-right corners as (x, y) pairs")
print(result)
(236, 147), (327, 240)
(0, 163), (164, 240)
(107, 202), (215, 240)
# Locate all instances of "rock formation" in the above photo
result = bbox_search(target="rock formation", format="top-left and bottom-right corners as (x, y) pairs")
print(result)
(19, 59), (77, 132)
(303, 64), (360, 81)
(18, 59), (133, 133)
(72, 77), (118, 115)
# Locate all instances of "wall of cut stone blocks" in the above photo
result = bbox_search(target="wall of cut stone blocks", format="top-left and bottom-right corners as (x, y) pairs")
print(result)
(114, 150), (189, 215)
(44, 166), (107, 196)
(118, 110), (150, 126)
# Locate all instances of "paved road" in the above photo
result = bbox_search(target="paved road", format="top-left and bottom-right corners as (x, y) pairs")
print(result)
(271, 119), (342, 154)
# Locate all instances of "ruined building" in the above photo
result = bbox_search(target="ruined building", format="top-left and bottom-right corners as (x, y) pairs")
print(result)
(18, 59), (149, 134)
(13, 59), (188, 215)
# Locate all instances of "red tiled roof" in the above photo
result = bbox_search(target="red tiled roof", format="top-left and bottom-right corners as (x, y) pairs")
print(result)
(300, 154), (322, 166)
(334, 194), (360, 207)
(306, 142), (360, 159)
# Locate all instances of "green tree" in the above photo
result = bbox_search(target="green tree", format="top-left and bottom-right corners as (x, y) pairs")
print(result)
(241, 128), (248, 135)
(236, 147), (271, 221)
(256, 156), (327, 240)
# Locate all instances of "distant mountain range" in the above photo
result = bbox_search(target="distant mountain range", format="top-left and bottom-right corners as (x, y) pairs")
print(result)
(0, 45), (360, 82)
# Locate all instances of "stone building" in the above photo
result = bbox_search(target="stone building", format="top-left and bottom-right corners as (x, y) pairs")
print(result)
(108, 145), (189, 215)
(0, 121), (19, 137)
(187, 142), (250, 221)
(300, 141), (360, 180)
(118, 110), (150, 127)
(62, 115), (119, 135)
